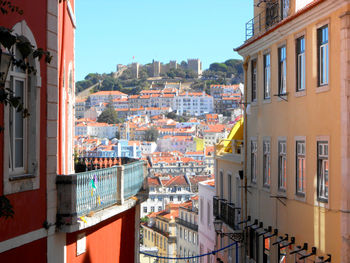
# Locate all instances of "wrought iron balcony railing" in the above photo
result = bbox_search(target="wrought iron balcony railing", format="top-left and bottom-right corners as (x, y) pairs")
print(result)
(245, 1), (282, 40)
(213, 196), (219, 217)
(175, 217), (198, 232)
(57, 158), (147, 226)
(219, 199), (228, 222)
(214, 197), (240, 230)
(227, 203), (236, 230)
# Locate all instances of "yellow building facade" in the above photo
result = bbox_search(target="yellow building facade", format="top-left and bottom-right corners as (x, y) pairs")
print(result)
(142, 210), (177, 263)
(234, 0), (350, 262)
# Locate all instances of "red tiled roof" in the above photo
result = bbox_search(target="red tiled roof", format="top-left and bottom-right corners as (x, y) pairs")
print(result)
(162, 175), (188, 186)
(148, 177), (160, 186)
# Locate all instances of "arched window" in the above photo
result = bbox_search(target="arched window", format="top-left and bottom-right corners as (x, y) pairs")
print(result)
(3, 20), (41, 194)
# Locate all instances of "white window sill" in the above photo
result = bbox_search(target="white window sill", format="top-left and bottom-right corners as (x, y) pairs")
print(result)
(4, 173), (39, 195)
(315, 198), (329, 209)
(316, 85), (329, 93)
(276, 189), (287, 197)
(295, 90), (306, 97)
(263, 98), (271, 104)
(261, 186), (271, 194)
(250, 101), (258, 106)
(276, 94), (288, 102)
(294, 193), (306, 203)
(9, 174), (35, 181)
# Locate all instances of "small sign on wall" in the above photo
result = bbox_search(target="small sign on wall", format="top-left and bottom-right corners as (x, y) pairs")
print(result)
(77, 233), (86, 256)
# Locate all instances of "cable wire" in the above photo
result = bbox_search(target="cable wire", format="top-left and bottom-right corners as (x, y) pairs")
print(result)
(140, 241), (237, 260)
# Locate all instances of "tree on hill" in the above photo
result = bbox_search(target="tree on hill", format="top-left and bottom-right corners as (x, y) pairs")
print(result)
(97, 103), (120, 124)
(143, 127), (159, 142)
(209, 63), (228, 72)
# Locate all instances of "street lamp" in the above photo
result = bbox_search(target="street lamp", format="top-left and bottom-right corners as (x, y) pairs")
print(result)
(213, 217), (223, 233)
(0, 48), (12, 87)
(213, 217), (244, 242)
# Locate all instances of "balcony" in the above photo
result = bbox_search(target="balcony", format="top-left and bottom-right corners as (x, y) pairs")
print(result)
(215, 139), (244, 163)
(175, 217), (198, 231)
(219, 199), (227, 221)
(245, 1), (282, 40)
(213, 196), (239, 231)
(213, 196), (219, 217)
(56, 158), (148, 232)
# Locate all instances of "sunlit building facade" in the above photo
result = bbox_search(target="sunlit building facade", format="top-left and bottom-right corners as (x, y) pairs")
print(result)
(235, 0), (350, 262)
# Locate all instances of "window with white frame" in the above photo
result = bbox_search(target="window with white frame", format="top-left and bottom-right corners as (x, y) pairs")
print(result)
(296, 141), (306, 196)
(9, 74), (27, 174)
(317, 141), (329, 202)
(4, 23), (41, 195)
(282, 0), (290, 18)
(220, 170), (224, 197)
(251, 140), (257, 183)
(278, 141), (287, 190)
(227, 173), (232, 202)
(264, 53), (271, 99)
(317, 25), (329, 86)
(278, 46), (287, 95)
(263, 140), (271, 187)
(296, 36), (305, 91)
(251, 59), (257, 102)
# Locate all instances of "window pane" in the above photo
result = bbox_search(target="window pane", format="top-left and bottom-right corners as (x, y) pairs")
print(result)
(15, 139), (23, 168)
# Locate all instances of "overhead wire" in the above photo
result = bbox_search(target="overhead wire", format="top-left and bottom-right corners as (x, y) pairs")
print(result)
(140, 241), (237, 260)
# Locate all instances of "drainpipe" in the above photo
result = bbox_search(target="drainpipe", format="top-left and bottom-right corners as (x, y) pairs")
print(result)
(242, 55), (250, 262)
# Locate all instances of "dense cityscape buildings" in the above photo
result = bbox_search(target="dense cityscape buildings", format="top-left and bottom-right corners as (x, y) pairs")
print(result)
(2, 0), (349, 263)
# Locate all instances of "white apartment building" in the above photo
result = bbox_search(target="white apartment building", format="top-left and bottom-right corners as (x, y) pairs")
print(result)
(141, 176), (195, 218)
(75, 98), (86, 119)
(198, 179), (216, 263)
(112, 98), (129, 109)
(140, 141), (157, 154)
(203, 129), (228, 146)
(175, 92), (213, 116)
(75, 122), (119, 139)
(89, 90), (128, 106)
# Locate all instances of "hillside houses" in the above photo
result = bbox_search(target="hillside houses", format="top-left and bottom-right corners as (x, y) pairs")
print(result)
(140, 175), (210, 217)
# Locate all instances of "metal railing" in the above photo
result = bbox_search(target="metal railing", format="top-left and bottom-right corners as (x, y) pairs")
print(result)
(175, 217), (198, 231)
(57, 159), (146, 225)
(214, 197), (240, 230)
(213, 196), (219, 217)
(123, 161), (145, 199)
(227, 203), (236, 230)
(219, 199), (228, 222)
(216, 139), (244, 156)
(246, 1), (282, 40)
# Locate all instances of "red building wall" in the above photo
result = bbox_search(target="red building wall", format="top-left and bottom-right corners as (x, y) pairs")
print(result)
(58, 0), (75, 175)
(0, 238), (47, 263)
(0, 0), (47, 241)
(66, 207), (136, 263)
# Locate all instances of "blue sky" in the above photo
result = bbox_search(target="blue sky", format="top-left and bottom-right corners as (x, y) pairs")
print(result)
(75, 0), (253, 81)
